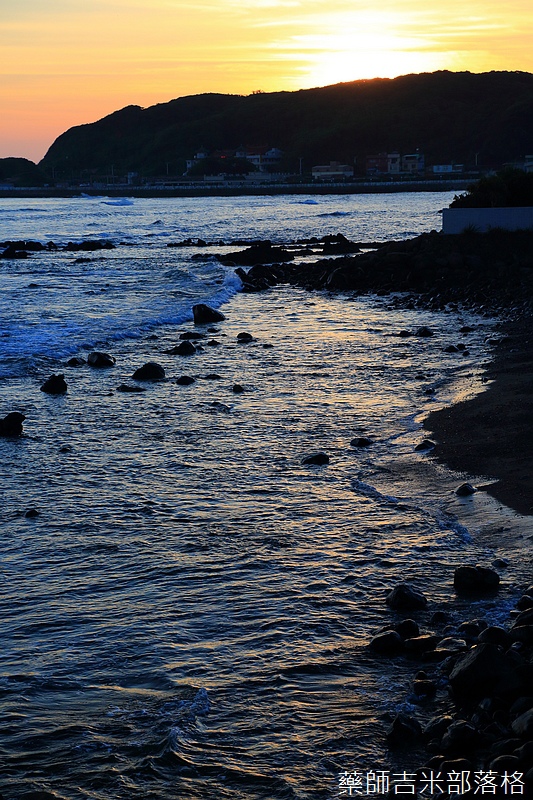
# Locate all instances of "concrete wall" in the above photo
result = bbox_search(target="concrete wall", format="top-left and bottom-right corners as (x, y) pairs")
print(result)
(442, 207), (533, 234)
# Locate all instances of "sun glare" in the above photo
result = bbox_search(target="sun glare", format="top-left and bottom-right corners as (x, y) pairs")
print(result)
(271, 10), (450, 86)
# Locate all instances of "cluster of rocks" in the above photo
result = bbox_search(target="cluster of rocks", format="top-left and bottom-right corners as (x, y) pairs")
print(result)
(229, 230), (533, 311)
(1, 239), (115, 259)
(1, 303), (256, 435)
(368, 570), (533, 795)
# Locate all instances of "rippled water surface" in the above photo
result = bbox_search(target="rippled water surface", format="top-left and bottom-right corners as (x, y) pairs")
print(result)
(0, 193), (529, 799)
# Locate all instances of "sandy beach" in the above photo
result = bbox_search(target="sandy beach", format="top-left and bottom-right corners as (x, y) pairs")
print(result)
(425, 316), (533, 516)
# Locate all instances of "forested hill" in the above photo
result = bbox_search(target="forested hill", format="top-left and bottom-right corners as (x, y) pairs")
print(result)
(40, 70), (533, 177)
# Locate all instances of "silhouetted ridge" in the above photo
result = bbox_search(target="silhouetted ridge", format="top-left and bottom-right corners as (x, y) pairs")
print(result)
(40, 71), (533, 177)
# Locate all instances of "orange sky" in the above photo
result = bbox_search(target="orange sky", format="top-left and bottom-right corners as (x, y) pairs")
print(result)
(2, 0), (532, 162)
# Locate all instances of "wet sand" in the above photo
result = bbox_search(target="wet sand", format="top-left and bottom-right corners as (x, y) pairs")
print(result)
(424, 316), (533, 516)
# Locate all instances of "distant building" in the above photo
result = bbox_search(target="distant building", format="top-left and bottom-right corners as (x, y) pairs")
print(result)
(366, 151), (424, 176)
(432, 164), (464, 174)
(524, 155), (533, 173)
(387, 152), (401, 174)
(234, 146), (283, 172)
(366, 153), (389, 175)
(401, 152), (425, 174)
(312, 161), (354, 180)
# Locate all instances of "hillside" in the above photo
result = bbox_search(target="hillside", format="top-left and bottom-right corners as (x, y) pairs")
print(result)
(0, 158), (47, 187)
(39, 70), (533, 178)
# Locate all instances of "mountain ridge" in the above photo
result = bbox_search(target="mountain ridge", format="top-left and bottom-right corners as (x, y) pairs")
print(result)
(36, 70), (533, 178)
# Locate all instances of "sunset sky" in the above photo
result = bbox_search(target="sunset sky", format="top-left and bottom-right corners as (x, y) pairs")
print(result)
(2, 0), (533, 162)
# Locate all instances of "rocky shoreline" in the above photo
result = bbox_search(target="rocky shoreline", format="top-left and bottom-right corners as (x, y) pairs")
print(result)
(227, 230), (533, 520)
(368, 571), (533, 797)
(220, 229), (533, 795)
(227, 230), (533, 312)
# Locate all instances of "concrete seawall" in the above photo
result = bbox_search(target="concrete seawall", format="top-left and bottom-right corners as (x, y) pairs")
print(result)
(443, 207), (533, 233)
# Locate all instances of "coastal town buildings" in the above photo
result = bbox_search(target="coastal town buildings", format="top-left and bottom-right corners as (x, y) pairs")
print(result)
(311, 161), (354, 180)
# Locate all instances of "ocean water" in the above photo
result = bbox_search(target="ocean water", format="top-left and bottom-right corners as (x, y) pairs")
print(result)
(0, 193), (529, 800)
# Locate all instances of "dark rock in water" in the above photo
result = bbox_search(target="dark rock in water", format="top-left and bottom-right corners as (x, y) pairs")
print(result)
(0, 411), (25, 437)
(444, 344), (460, 353)
(210, 401), (231, 413)
(192, 303), (225, 324)
(203, 373), (222, 380)
(512, 709), (533, 738)
(423, 714), (454, 743)
(395, 619), (420, 639)
(117, 384), (147, 393)
(166, 341), (196, 356)
(302, 452), (330, 465)
(66, 356), (86, 367)
(207, 327), (219, 333)
(350, 437), (373, 448)
(237, 332), (254, 342)
(441, 720), (480, 754)
(415, 439), (435, 451)
(415, 326), (434, 337)
(512, 607), (533, 628)
(398, 329), (413, 337)
(232, 384), (245, 393)
(404, 635), (440, 654)
(24, 508), (40, 518)
(449, 643), (523, 702)
(478, 625), (512, 647)
(386, 713), (422, 747)
(516, 594), (533, 611)
(64, 239), (115, 252)
(206, 339), (220, 347)
(454, 565), (500, 594)
(176, 375), (195, 386)
(132, 362), (165, 381)
(1, 245), (28, 259)
(40, 374), (67, 394)
(413, 678), (437, 697)
(510, 625), (533, 644)
(59, 444), (74, 453)
(460, 325), (475, 333)
(369, 630), (404, 655)
(263, 343), (274, 349)
(179, 331), (205, 340)
(386, 583), (427, 610)
(218, 241), (294, 267)
(456, 482), (477, 496)
(429, 610), (450, 626)
(88, 351), (115, 368)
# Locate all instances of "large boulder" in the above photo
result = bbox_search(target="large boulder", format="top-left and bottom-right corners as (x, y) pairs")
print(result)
(454, 565), (500, 595)
(192, 304), (225, 325)
(386, 583), (427, 611)
(88, 351), (116, 368)
(0, 411), (25, 437)
(369, 630), (404, 655)
(40, 374), (67, 394)
(132, 362), (165, 381)
(449, 643), (524, 703)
